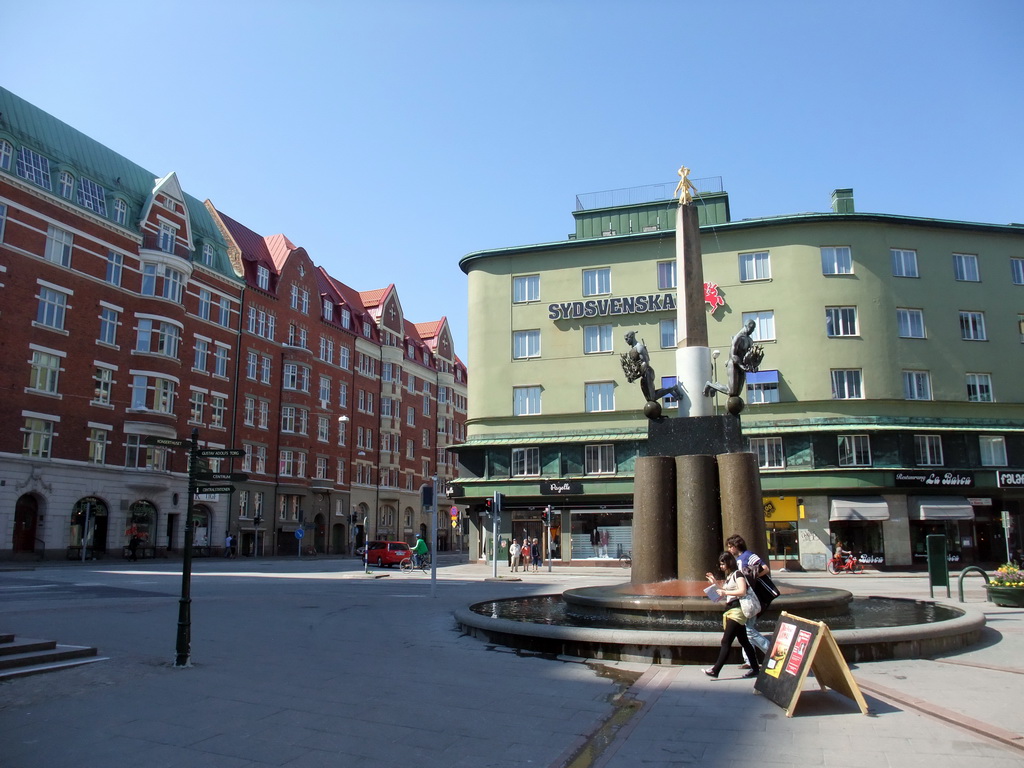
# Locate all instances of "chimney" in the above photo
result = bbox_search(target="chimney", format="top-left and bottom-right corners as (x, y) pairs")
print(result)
(831, 188), (854, 214)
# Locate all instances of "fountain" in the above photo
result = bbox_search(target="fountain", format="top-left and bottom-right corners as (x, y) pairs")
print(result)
(455, 168), (985, 664)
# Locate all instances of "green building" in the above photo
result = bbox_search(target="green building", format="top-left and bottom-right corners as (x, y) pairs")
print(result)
(455, 180), (1024, 570)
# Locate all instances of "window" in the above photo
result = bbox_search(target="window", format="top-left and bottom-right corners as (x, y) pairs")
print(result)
(406, 406), (415, 426)
(141, 263), (158, 296)
(16, 146), (52, 189)
(200, 243), (214, 266)
(340, 307), (351, 329)
(22, 417), (54, 458)
(897, 308), (925, 339)
(246, 351), (258, 380)
(739, 251), (770, 282)
(256, 265), (270, 290)
(746, 378), (780, 404)
(661, 376), (679, 408)
(59, 171), (74, 199)
(88, 428), (107, 464)
(953, 253), (979, 282)
(258, 401), (269, 429)
(659, 319), (677, 348)
(513, 274), (540, 303)
(0, 140), (12, 170)
(210, 395), (226, 429)
(76, 177), (107, 215)
(339, 347), (351, 370)
(742, 311), (775, 342)
(158, 222), (177, 254)
(585, 444), (616, 475)
(749, 437), (785, 469)
(513, 329), (541, 359)
(131, 375), (177, 414)
(585, 382), (615, 412)
(979, 436), (1007, 467)
(213, 345), (229, 377)
(583, 325), (613, 354)
(260, 355), (272, 384)
(28, 349), (62, 394)
(0, 202), (6, 242)
(838, 435), (871, 467)
(45, 226), (73, 267)
(891, 249), (918, 278)
(821, 246), (852, 275)
(113, 199), (128, 226)
(825, 307), (858, 337)
(966, 373), (993, 402)
(582, 268), (611, 297)
(36, 285), (69, 330)
(136, 318), (181, 359)
(903, 370), (932, 401)
(831, 369), (862, 399)
(105, 251), (123, 286)
(960, 311), (986, 341)
(244, 396), (256, 426)
(512, 447), (540, 476)
(92, 367), (114, 406)
(198, 289), (213, 321)
(657, 261), (677, 290)
(513, 386), (542, 416)
(283, 363), (310, 392)
(1012, 258), (1024, 286)
(914, 435), (943, 466)
(189, 390), (206, 424)
(98, 306), (119, 346)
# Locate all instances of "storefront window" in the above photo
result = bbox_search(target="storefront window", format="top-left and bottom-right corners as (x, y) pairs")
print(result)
(570, 511), (632, 560)
(830, 522), (885, 565)
(910, 522), (963, 564)
(125, 500), (157, 544)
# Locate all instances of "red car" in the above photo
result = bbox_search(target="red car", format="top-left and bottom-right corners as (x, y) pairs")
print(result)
(365, 541), (411, 567)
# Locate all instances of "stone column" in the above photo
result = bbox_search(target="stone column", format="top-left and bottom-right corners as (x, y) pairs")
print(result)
(718, 451), (768, 561)
(675, 454), (721, 581)
(632, 456), (676, 585)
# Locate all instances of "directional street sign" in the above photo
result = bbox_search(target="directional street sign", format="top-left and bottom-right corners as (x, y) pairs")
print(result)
(145, 436), (189, 448)
(194, 485), (235, 495)
(196, 448), (245, 458)
(194, 472), (249, 482)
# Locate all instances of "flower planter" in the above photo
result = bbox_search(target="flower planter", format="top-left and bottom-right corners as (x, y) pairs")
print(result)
(986, 585), (1024, 608)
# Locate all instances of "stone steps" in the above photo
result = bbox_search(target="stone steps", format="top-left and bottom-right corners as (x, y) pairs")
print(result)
(0, 633), (105, 681)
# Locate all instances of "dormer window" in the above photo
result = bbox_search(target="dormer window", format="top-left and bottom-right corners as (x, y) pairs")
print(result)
(341, 307), (351, 329)
(256, 264), (270, 290)
(363, 321), (372, 338)
(0, 140), (12, 170)
(77, 177), (107, 216)
(16, 146), (52, 190)
(59, 171), (75, 199)
(200, 243), (214, 266)
(323, 299), (334, 322)
(113, 199), (128, 226)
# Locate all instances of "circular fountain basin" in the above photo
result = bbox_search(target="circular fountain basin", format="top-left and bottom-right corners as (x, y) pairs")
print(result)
(455, 581), (985, 665)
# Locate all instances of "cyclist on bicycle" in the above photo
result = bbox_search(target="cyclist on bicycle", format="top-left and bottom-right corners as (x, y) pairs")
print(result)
(411, 534), (429, 568)
(833, 540), (852, 566)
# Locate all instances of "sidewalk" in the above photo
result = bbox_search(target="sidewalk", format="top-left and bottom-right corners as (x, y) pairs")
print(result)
(0, 558), (1021, 767)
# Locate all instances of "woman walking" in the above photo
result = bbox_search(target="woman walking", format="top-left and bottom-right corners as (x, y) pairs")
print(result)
(702, 552), (759, 679)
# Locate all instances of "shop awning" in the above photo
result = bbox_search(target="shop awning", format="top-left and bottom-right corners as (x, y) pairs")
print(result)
(829, 496), (890, 522)
(746, 370), (779, 384)
(909, 497), (975, 521)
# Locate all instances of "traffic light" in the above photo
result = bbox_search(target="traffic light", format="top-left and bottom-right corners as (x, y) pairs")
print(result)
(541, 506), (552, 525)
(484, 498), (493, 517)
(420, 484), (434, 510)
(493, 492), (504, 513)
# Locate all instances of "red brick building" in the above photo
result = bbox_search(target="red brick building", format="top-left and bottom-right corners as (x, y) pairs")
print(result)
(0, 86), (466, 560)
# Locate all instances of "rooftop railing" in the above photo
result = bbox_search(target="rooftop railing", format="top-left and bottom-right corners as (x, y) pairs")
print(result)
(575, 176), (724, 211)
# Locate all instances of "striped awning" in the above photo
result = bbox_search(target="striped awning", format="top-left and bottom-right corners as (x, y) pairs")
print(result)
(830, 496), (890, 522)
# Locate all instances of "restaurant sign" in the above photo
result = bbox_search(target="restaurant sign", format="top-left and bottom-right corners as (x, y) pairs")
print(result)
(894, 471), (974, 488)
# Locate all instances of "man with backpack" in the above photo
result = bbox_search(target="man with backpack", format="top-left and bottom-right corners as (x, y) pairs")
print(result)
(726, 534), (777, 670)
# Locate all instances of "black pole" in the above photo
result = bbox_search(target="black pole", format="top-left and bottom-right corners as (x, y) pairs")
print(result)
(175, 428), (199, 667)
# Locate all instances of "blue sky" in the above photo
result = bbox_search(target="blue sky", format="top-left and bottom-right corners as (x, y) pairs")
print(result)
(3, 1), (1021, 361)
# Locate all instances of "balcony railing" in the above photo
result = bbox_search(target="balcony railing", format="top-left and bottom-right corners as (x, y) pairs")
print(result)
(575, 177), (723, 211)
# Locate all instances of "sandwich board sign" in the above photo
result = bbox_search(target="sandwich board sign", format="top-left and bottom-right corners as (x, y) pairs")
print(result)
(754, 612), (868, 717)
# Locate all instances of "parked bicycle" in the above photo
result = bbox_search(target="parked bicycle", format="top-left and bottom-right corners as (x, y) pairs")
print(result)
(400, 553), (431, 573)
(620, 551), (632, 568)
(827, 553), (864, 574)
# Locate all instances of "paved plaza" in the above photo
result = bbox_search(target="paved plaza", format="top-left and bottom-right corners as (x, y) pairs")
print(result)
(0, 556), (1021, 767)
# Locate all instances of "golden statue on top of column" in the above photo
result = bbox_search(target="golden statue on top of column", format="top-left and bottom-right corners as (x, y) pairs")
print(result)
(674, 164), (697, 205)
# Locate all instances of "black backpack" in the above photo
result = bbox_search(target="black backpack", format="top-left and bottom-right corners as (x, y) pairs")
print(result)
(742, 562), (780, 615)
